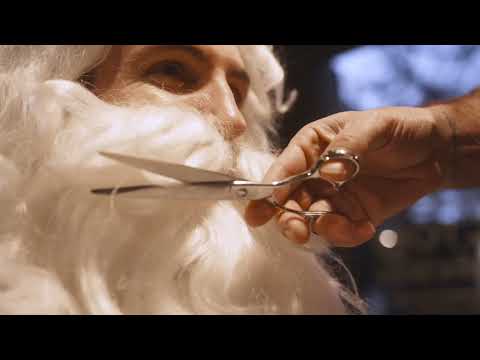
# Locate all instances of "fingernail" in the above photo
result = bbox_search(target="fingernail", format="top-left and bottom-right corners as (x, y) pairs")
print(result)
(283, 219), (309, 244)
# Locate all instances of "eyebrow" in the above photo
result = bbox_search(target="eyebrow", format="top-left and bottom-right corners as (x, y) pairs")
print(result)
(132, 45), (209, 63)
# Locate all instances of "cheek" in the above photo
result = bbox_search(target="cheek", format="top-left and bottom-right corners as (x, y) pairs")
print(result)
(119, 84), (214, 119)
(182, 93), (211, 114)
(95, 82), (217, 128)
(99, 82), (185, 108)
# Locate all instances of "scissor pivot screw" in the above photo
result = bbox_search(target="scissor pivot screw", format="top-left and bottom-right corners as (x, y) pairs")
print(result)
(236, 188), (248, 198)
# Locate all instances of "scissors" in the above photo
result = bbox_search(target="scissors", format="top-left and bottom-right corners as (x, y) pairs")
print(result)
(91, 148), (360, 220)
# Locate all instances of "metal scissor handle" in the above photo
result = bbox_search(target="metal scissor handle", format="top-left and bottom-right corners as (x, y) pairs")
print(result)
(267, 148), (360, 217)
(308, 148), (360, 190)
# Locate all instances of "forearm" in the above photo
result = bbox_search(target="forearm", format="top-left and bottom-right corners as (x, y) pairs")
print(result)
(429, 88), (480, 189)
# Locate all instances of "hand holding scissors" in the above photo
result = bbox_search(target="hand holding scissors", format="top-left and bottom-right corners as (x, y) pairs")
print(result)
(246, 107), (450, 247)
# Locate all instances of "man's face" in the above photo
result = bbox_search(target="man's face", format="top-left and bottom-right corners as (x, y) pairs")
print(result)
(90, 45), (250, 140)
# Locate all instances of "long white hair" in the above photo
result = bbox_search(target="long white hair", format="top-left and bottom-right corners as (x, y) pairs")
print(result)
(0, 45), (364, 314)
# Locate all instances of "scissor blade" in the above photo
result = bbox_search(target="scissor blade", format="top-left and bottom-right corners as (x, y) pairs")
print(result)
(91, 183), (239, 200)
(99, 151), (237, 183)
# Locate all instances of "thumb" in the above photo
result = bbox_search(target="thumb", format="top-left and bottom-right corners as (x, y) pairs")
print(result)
(320, 113), (389, 177)
(318, 157), (359, 183)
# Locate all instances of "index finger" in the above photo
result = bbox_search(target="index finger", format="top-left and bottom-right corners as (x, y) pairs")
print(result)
(244, 123), (331, 227)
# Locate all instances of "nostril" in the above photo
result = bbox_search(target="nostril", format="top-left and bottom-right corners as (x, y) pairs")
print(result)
(233, 116), (248, 135)
(220, 115), (247, 141)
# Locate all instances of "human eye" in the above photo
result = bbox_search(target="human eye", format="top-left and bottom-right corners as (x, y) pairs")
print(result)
(144, 59), (198, 94)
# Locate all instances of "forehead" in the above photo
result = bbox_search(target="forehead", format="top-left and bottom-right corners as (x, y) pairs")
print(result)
(122, 45), (245, 68)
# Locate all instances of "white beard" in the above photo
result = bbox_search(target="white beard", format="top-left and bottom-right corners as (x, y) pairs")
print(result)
(0, 78), (360, 315)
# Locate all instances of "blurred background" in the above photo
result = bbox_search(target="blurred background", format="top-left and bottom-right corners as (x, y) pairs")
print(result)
(279, 45), (480, 314)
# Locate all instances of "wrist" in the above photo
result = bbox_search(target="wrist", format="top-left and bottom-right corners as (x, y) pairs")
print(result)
(428, 89), (480, 190)
(428, 103), (457, 190)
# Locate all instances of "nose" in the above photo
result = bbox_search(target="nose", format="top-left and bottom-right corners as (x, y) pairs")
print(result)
(203, 73), (247, 140)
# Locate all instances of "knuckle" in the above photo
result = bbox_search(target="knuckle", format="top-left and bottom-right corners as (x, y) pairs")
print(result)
(294, 124), (320, 145)
(335, 131), (357, 145)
